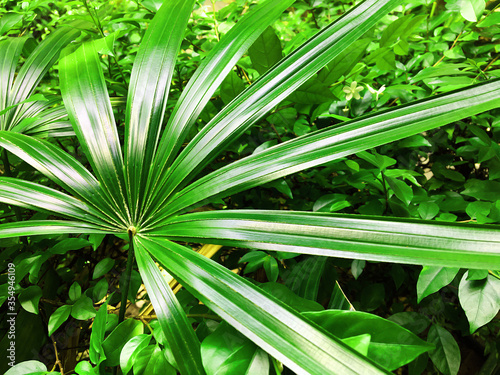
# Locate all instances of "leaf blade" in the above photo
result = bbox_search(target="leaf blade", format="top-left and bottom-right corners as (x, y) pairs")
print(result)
(135, 242), (205, 375)
(151, 210), (500, 269)
(138, 236), (390, 375)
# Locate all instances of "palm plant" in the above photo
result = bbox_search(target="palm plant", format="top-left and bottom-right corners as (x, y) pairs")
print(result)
(0, 24), (80, 139)
(1, 0), (500, 373)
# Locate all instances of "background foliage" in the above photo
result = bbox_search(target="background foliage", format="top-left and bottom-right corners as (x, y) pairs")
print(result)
(0, 0), (499, 374)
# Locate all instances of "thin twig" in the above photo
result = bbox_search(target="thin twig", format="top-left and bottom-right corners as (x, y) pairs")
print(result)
(50, 337), (65, 375)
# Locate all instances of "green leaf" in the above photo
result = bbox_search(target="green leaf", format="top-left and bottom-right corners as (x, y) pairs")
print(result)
(93, 258), (115, 279)
(133, 344), (177, 375)
(146, 0), (296, 213)
(0, 13), (24, 36)
(418, 202), (440, 220)
(318, 38), (371, 86)
(18, 285), (42, 314)
(287, 78), (335, 104)
(0, 221), (112, 240)
(162, 80), (500, 219)
(154, 210), (500, 269)
(388, 312), (430, 335)
(446, 0), (485, 22)
(260, 282), (323, 312)
(459, 272), (500, 333)
(60, 41), (128, 223)
(285, 256), (327, 301)
(466, 269), (488, 280)
(351, 260), (366, 280)
(139, 236), (390, 374)
(385, 176), (413, 206)
(50, 238), (93, 255)
(201, 322), (270, 375)
(69, 281), (82, 302)
(0, 132), (120, 226)
(248, 26), (282, 75)
(0, 178), (111, 228)
(341, 334), (371, 357)
(304, 310), (433, 371)
(462, 179), (500, 201)
(4, 360), (47, 375)
(220, 70), (245, 105)
(74, 361), (98, 375)
(71, 295), (96, 320)
(120, 334), (152, 375)
(92, 278), (108, 302)
(417, 267), (460, 303)
(102, 318), (144, 366)
(150, 0), (402, 215)
(427, 324), (460, 375)
(0, 93), (47, 116)
(263, 256), (279, 282)
(48, 304), (72, 336)
(89, 301), (108, 365)
(135, 243), (204, 374)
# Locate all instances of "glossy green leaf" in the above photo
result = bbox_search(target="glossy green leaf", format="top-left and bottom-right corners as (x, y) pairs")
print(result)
(0, 220), (112, 240)
(74, 361), (98, 375)
(49, 238), (92, 255)
(152, 210), (500, 269)
(92, 278), (108, 302)
(249, 26), (282, 75)
(385, 176), (413, 206)
(458, 272), (500, 333)
(263, 256), (279, 282)
(4, 360), (47, 375)
(201, 322), (270, 375)
(146, 0), (401, 219)
(388, 312), (430, 335)
(124, 0), (195, 221)
(318, 38), (371, 86)
(93, 258), (115, 280)
(159, 80), (500, 218)
(304, 310), (433, 371)
(0, 36), (30, 127)
(102, 318), (144, 367)
(341, 334), (371, 357)
(417, 266), (460, 303)
(260, 282), (323, 312)
(18, 285), (42, 314)
(89, 301), (108, 365)
(2, 26), (79, 136)
(71, 295), (96, 320)
(418, 202), (440, 220)
(9, 25), (80, 107)
(48, 304), (71, 336)
(148, 0), (296, 207)
(427, 324), (460, 375)
(466, 269), (489, 280)
(133, 344), (176, 375)
(220, 70), (245, 105)
(0, 13), (23, 36)
(135, 243), (205, 374)
(60, 41), (128, 222)
(120, 334), (151, 374)
(285, 256), (327, 300)
(0, 177), (111, 227)
(69, 282), (82, 302)
(138, 236), (390, 375)
(0, 131), (121, 226)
